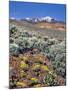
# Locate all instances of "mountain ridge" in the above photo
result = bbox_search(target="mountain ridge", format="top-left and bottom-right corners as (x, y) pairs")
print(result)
(10, 16), (65, 24)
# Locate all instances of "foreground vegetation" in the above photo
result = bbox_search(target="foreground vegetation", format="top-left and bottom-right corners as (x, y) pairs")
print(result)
(9, 26), (66, 88)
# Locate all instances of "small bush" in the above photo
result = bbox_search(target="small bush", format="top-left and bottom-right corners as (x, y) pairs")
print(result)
(20, 61), (28, 71)
(44, 73), (55, 86)
(30, 78), (38, 85)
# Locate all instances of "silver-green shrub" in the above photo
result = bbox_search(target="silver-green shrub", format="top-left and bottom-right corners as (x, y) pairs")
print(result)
(9, 26), (66, 78)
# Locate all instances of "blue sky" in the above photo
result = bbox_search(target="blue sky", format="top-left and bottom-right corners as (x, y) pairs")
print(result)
(9, 1), (66, 22)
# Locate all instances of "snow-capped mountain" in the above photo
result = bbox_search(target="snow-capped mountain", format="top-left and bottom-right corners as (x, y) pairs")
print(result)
(10, 16), (62, 23)
(10, 17), (16, 20)
(24, 18), (39, 23)
(39, 16), (56, 22)
(10, 16), (65, 24)
(21, 16), (57, 23)
(25, 18), (31, 21)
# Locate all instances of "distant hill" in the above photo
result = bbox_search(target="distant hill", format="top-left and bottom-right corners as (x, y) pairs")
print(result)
(9, 17), (66, 31)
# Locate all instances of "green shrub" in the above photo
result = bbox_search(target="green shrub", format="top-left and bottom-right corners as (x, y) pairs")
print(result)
(30, 78), (38, 85)
(44, 74), (55, 86)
